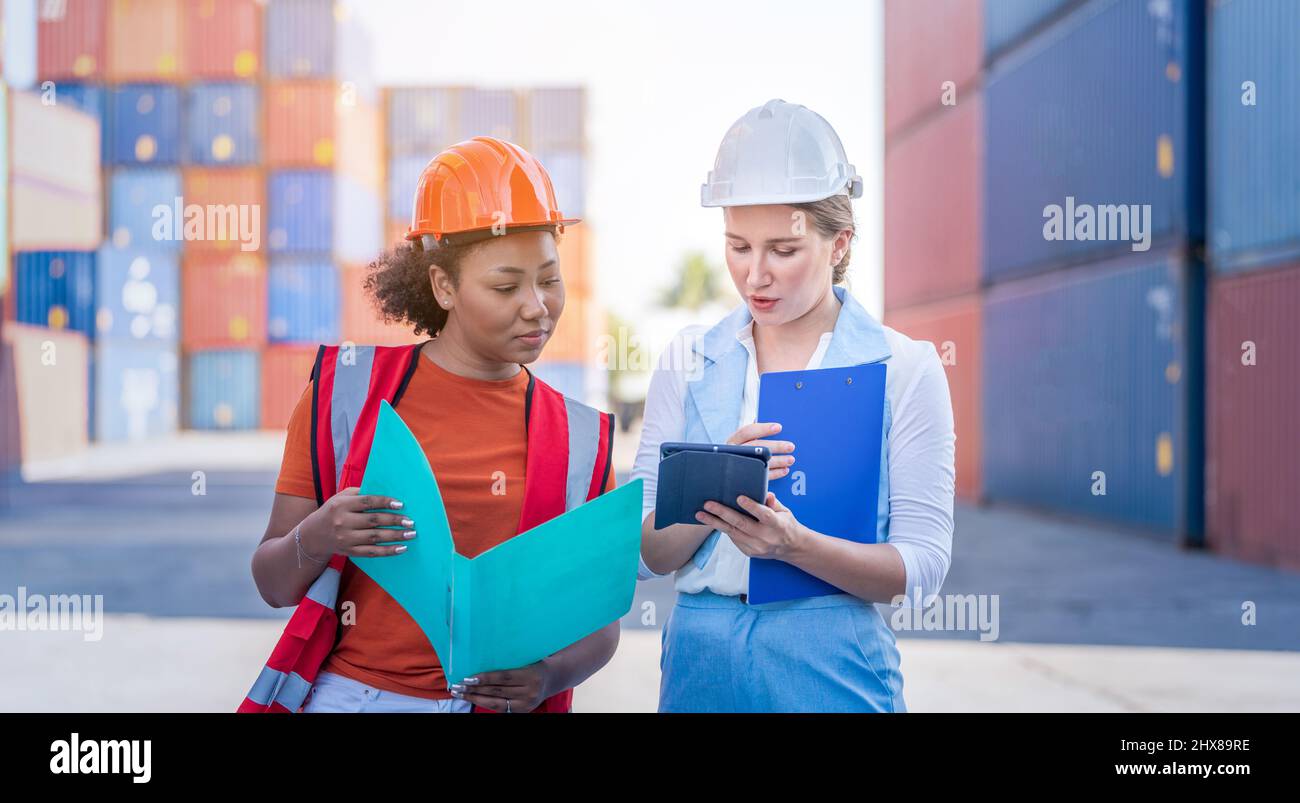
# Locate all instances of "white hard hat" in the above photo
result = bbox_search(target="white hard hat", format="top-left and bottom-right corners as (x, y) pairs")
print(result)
(701, 99), (862, 207)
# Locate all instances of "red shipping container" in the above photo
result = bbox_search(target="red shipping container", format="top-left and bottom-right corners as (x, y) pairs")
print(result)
(339, 264), (419, 346)
(884, 91), (982, 312)
(261, 344), (317, 430)
(108, 0), (184, 82)
(184, 0), (260, 79)
(266, 80), (336, 167)
(1206, 263), (1300, 571)
(3, 322), (90, 463)
(37, 0), (108, 80)
(181, 168), (265, 253)
(884, 293), (983, 502)
(181, 253), (266, 349)
(884, 0), (982, 140)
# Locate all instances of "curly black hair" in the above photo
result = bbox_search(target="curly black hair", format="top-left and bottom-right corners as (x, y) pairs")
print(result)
(361, 239), (483, 337)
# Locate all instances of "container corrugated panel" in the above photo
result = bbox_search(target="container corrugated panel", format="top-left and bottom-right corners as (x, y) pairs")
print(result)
(107, 84), (182, 165)
(534, 148), (585, 218)
(884, 92), (982, 310)
(109, 168), (182, 251)
(386, 87), (457, 156)
(334, 176), (382, 263)
(1208, 0), (1300, 273)
(94, 247), (179, 342)
(53, 82), (109, 164)
(385, 218), (408, 250)
(335, 4), (378, 105)
(266, 80), (335, 167)
(883, 293), (982, 501)
(461, 89), (517, 141)
(884, 0), (982, 138)
(267, 258), (340, 344)
(107, 0), (184, 82)
(386, 154), (426, 221)
(545, 292), (594, 363)
(529, 360), (586, 403)
(181, 253), (266, 349)
(335, 98), (382, 191)
(15, 251), (97, 335)
(37, 0), (107, 80)
(984, 0), (1203, 283)
(339, 264), (419, 346)
(187, 349), (259, 429)
(268, 170), (333, 253)
(984, 0), (1080, 60)
(3, 0), (37, 89)
(260, 344), (317, 430)
(265, 0), (334, 79)
(185, 83), (260, 165)
(91, 340), (179, 441)
(180, 167), (265, 252)
(10, 176), (103, 250)
(4, 322), (90, 461)
(184, 0), (260, 79)
(557, 224), (591, 297)
(1205, 263), (1300, 570)
(982, 247), (1204, 538)
(10, 89), (101, 190)
(0, 82), (8, 297)
(0, 334), (20, 492)
(528, 88), (583, 151)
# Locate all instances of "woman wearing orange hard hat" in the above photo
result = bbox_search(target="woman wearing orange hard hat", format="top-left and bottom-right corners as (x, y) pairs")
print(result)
(243, 137), (619, 714)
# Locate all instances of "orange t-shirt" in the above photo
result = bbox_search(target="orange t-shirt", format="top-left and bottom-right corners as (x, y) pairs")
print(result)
(274, 352), (614, 699)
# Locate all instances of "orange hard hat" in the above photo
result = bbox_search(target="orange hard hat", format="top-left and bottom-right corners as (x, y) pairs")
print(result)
(406, 136), (580, 246)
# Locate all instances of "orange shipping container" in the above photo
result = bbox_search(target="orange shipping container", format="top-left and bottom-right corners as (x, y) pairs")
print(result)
(181, 168), (265, 252)
(108, 0), (184, 81)
(339, 264), (420, 346)
(266, 80), (336, 167)
(184, 0), (261, 79)
(37, 0), (109, 80)
(335, 98), (382, 191)
(3, 323), (90, 464)
(181, 253), (267, 349)
(545, 291), (596, 363)
(883, 293), (983, 502)
(385, 218), (408, 250)
(557, 225), (591, 296)
(261, 344), (317, 430)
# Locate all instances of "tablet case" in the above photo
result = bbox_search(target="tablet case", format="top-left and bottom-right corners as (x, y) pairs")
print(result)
(751, 363), (887, 604)
(654, 442), (770, 529)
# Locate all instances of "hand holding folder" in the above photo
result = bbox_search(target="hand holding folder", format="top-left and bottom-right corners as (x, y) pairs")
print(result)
(351, 401), (643, 685)
(751, 363), (887, 604)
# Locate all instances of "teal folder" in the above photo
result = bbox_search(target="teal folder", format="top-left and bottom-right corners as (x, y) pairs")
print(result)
(352, 400), (643, 685)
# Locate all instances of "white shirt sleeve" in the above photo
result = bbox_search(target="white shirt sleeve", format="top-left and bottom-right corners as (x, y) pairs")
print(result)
(628, 329), (697, 580)
(883, 342), (956, 608)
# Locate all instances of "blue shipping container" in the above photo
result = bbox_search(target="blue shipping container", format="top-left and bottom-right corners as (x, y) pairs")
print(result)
(268, 259), (340, 344)
(55, 83), (109, 164)
(984, 0), (1204, 283)
(188, 350), (260, 430)
(535, 148), (586, 219)
(461, 89), (517, 141)
(15, 250), (97, 336)
(92, 341), (179, 442)
(94, 247), (179, 343)
(529, 88), (584, 150)
(266, 0), (335, 78)
(1208, 0), (1300, 273)
(186, 83), (260, 165)
(984, 0), (1080, 60)
(387, 87), (458, 156)
(107, 84), (182, 166)
(386, 154), (427, 221)
(109, 168), (182, 252)
(981, 246), (1203, 538)
(268, 170), (333, 253)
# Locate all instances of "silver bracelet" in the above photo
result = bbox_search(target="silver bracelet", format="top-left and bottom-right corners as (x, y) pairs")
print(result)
(293, 524), (328, 569)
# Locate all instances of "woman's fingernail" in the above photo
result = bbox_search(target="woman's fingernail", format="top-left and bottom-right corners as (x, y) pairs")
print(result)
(390, 500), (404, 509)
(771, 423), (781, 431)
(450, 690), (463, 699)
(401, 518), (414, 527)
(695, 512), (705, 521)
(463, 677), (480, 685)
(395, 545), (407, 553)
(450, 684), (465, 693)
(403, 530), (417, 539)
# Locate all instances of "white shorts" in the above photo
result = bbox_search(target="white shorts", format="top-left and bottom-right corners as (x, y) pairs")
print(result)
(301, 670), (473, 713)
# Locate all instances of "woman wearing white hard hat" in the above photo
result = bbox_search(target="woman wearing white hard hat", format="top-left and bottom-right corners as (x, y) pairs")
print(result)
(631, 99), (956, 712)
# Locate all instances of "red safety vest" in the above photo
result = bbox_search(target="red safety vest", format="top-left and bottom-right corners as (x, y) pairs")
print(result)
(238, 342), (614, 714)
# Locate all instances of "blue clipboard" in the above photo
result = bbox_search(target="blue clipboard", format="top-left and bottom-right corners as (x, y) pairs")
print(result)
(751, 363), (886, 604)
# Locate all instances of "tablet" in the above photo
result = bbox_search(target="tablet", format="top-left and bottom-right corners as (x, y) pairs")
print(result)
(653, 442), (770, 530)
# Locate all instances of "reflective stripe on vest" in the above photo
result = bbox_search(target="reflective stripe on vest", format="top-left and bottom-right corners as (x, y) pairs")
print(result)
(563, 397), (601, 510)
(247, 665), (313, 711)
(304, 564), (342, 609)
(331, 346), (376, 490)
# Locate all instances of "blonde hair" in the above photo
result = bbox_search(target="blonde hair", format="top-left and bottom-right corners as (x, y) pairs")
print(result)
(791, 194), (855, 284)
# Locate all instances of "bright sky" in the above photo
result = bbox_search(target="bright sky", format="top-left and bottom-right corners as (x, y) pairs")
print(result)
(348, 0), (884, 325)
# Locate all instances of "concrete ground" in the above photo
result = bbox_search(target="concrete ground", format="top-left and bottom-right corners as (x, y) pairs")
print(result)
(1, 428), (1297, 712)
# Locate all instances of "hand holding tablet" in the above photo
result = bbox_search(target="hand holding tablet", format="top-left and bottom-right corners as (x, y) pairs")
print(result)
(653, 441), (772, 529)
